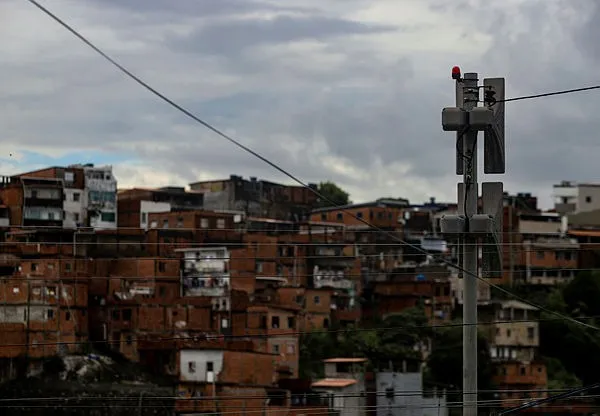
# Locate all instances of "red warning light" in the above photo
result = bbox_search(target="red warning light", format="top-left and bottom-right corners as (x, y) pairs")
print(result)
(451, 66), (461, 80)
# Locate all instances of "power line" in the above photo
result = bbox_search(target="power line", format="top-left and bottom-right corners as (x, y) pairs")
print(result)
(23, 0), (600, 334)
(500, 85), (600, 103)
(1, 316), (597, 349)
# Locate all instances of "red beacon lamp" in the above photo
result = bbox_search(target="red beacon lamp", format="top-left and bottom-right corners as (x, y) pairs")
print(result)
(451, 66), (461, 80)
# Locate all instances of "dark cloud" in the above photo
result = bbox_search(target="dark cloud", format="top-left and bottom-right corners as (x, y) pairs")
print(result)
(5, 0), (600, 206)
(166, 15), (396, 56)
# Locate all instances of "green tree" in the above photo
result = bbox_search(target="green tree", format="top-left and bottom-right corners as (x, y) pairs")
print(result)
(299, 330), (337, 379)
(426, 324), (495, 392)
(315, 181), (351, 208)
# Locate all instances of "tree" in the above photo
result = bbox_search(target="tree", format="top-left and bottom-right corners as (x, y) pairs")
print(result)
(299, 330), (337, 379)
(315, 181), (350, 208)
(426, 323), (495, 394)
(299, 307), (433, 377)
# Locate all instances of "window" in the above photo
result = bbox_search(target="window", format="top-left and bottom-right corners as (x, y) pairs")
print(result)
(31, 190), (38, 198)
(200, 218), (209, 228)
(65, 312), (71, 321)
(586, 196), (592, 203)
(260, 316), (267, 329)
(564, 251), (572, 261)
(122, 309), (132, 321)
(255, 262), (263, 273)
(188, 361), (196, 373)
(216, 218), (225, 229)
(273, 344), (280, 354)
(336, 213), (343, 221)
(141, 212), (147, 223)
(506, 329), (512, 337)
(177, 217), (184, 228)
(74, 213), (79, 222)
(101, 212), (116, 222)
(527, 327), (535, 339)
(126, 335), (132, 345)
(313, 295), (320, 305)
(206, 362), (214, 372)
(287, 317), (296, 329)
(65, 262), (72, 272)
(150, 220), (158, 228)
(357, 211), (363, 219)
(162, 219), (169, 229)
(73, 193), (80, 202)
(31, 263), (38, 272)
(520, 367), (526, 376)
(323, 318), (330, 328)
(64, 172), (74, 182)
(159, 286), (166, 297)
(47, 309), (54, 319)
(271, 316), (280, 328)
(48, 212), (56, 220)
(158, 262), (166, 273)
(321, 213), (326, 221)
(287, 343), (295, 354)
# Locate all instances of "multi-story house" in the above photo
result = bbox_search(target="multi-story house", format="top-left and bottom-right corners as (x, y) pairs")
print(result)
(0, 176), (64, 228)
(189, 175), (318, 221)
(11, 164), (118, 229)
(117, 187), (204, 230)
(553, 181), (600, 215)
(0, 256), (88, 380)
(176, 246), (232, 335)
(83, 164), (117, 229)
(175, 339), (288, 415)
(482, 300), (547, 407)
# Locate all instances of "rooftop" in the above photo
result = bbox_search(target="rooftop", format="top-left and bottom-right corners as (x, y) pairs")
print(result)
(311, 378), (358, 388)
(311, 198), (410, 214)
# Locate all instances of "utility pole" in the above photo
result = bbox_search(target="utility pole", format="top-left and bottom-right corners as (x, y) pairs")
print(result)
(440, 67), (506, 416)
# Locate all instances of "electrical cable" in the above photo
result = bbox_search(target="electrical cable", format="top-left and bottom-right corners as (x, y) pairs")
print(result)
(498, 382), (600, 416)
(500, 84), (600, 103)
(1, 315), (598, 349)
(22, 0), (600, 334)
(0, 387), (593, 403)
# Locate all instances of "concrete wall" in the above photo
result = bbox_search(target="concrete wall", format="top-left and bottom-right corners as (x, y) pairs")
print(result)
(376, 372), (447, 416)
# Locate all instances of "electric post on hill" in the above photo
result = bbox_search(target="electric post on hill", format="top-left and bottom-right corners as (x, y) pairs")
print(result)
(440, 67), (506, 416)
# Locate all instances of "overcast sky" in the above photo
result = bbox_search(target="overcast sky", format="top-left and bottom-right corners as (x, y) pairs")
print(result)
(1, 0), (599, 208)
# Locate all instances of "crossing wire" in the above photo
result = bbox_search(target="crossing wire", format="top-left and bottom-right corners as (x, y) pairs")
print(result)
(22, 0), (600, 333)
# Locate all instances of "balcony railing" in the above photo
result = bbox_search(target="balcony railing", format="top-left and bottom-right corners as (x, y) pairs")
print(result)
(24, 197), (63, 208)
(314, 277), (353, 290)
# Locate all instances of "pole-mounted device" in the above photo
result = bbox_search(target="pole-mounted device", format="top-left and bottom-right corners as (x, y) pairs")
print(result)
(439, 67), (506, 416)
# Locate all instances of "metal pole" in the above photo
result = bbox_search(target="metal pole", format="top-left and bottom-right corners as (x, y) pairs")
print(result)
(461, 72), (479, 416)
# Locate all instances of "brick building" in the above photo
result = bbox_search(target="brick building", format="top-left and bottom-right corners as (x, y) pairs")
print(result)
(117, 187), (204, 230)
(190, 175), (318, 221)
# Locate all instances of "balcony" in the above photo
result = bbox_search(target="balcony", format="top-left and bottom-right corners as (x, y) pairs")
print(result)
(182, 275), (230, 297)
(314, 274), (353, 290)
(24, 196), (63, 208)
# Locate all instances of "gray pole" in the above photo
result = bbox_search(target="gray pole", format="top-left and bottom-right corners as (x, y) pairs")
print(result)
(461, 72), (479, 416)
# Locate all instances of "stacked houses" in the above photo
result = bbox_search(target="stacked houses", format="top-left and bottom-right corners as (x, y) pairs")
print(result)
(0, 165), (593, 414)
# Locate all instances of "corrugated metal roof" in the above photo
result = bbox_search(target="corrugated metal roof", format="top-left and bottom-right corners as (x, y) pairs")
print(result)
(311, 378), (358, 388)
(323, 358), (367, 363)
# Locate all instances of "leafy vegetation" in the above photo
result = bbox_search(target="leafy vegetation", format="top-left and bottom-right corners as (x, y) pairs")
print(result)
(315, 181), (351, 208)
(300, 307), (494, 394)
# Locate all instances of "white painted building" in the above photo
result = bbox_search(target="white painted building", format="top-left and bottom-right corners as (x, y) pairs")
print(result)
(553, 181), (600, 215)
(84, 165), (117, 230)
(63, 187), (86, 229)
(140, 200), (171, 230)
(179, 349), (223, 383)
